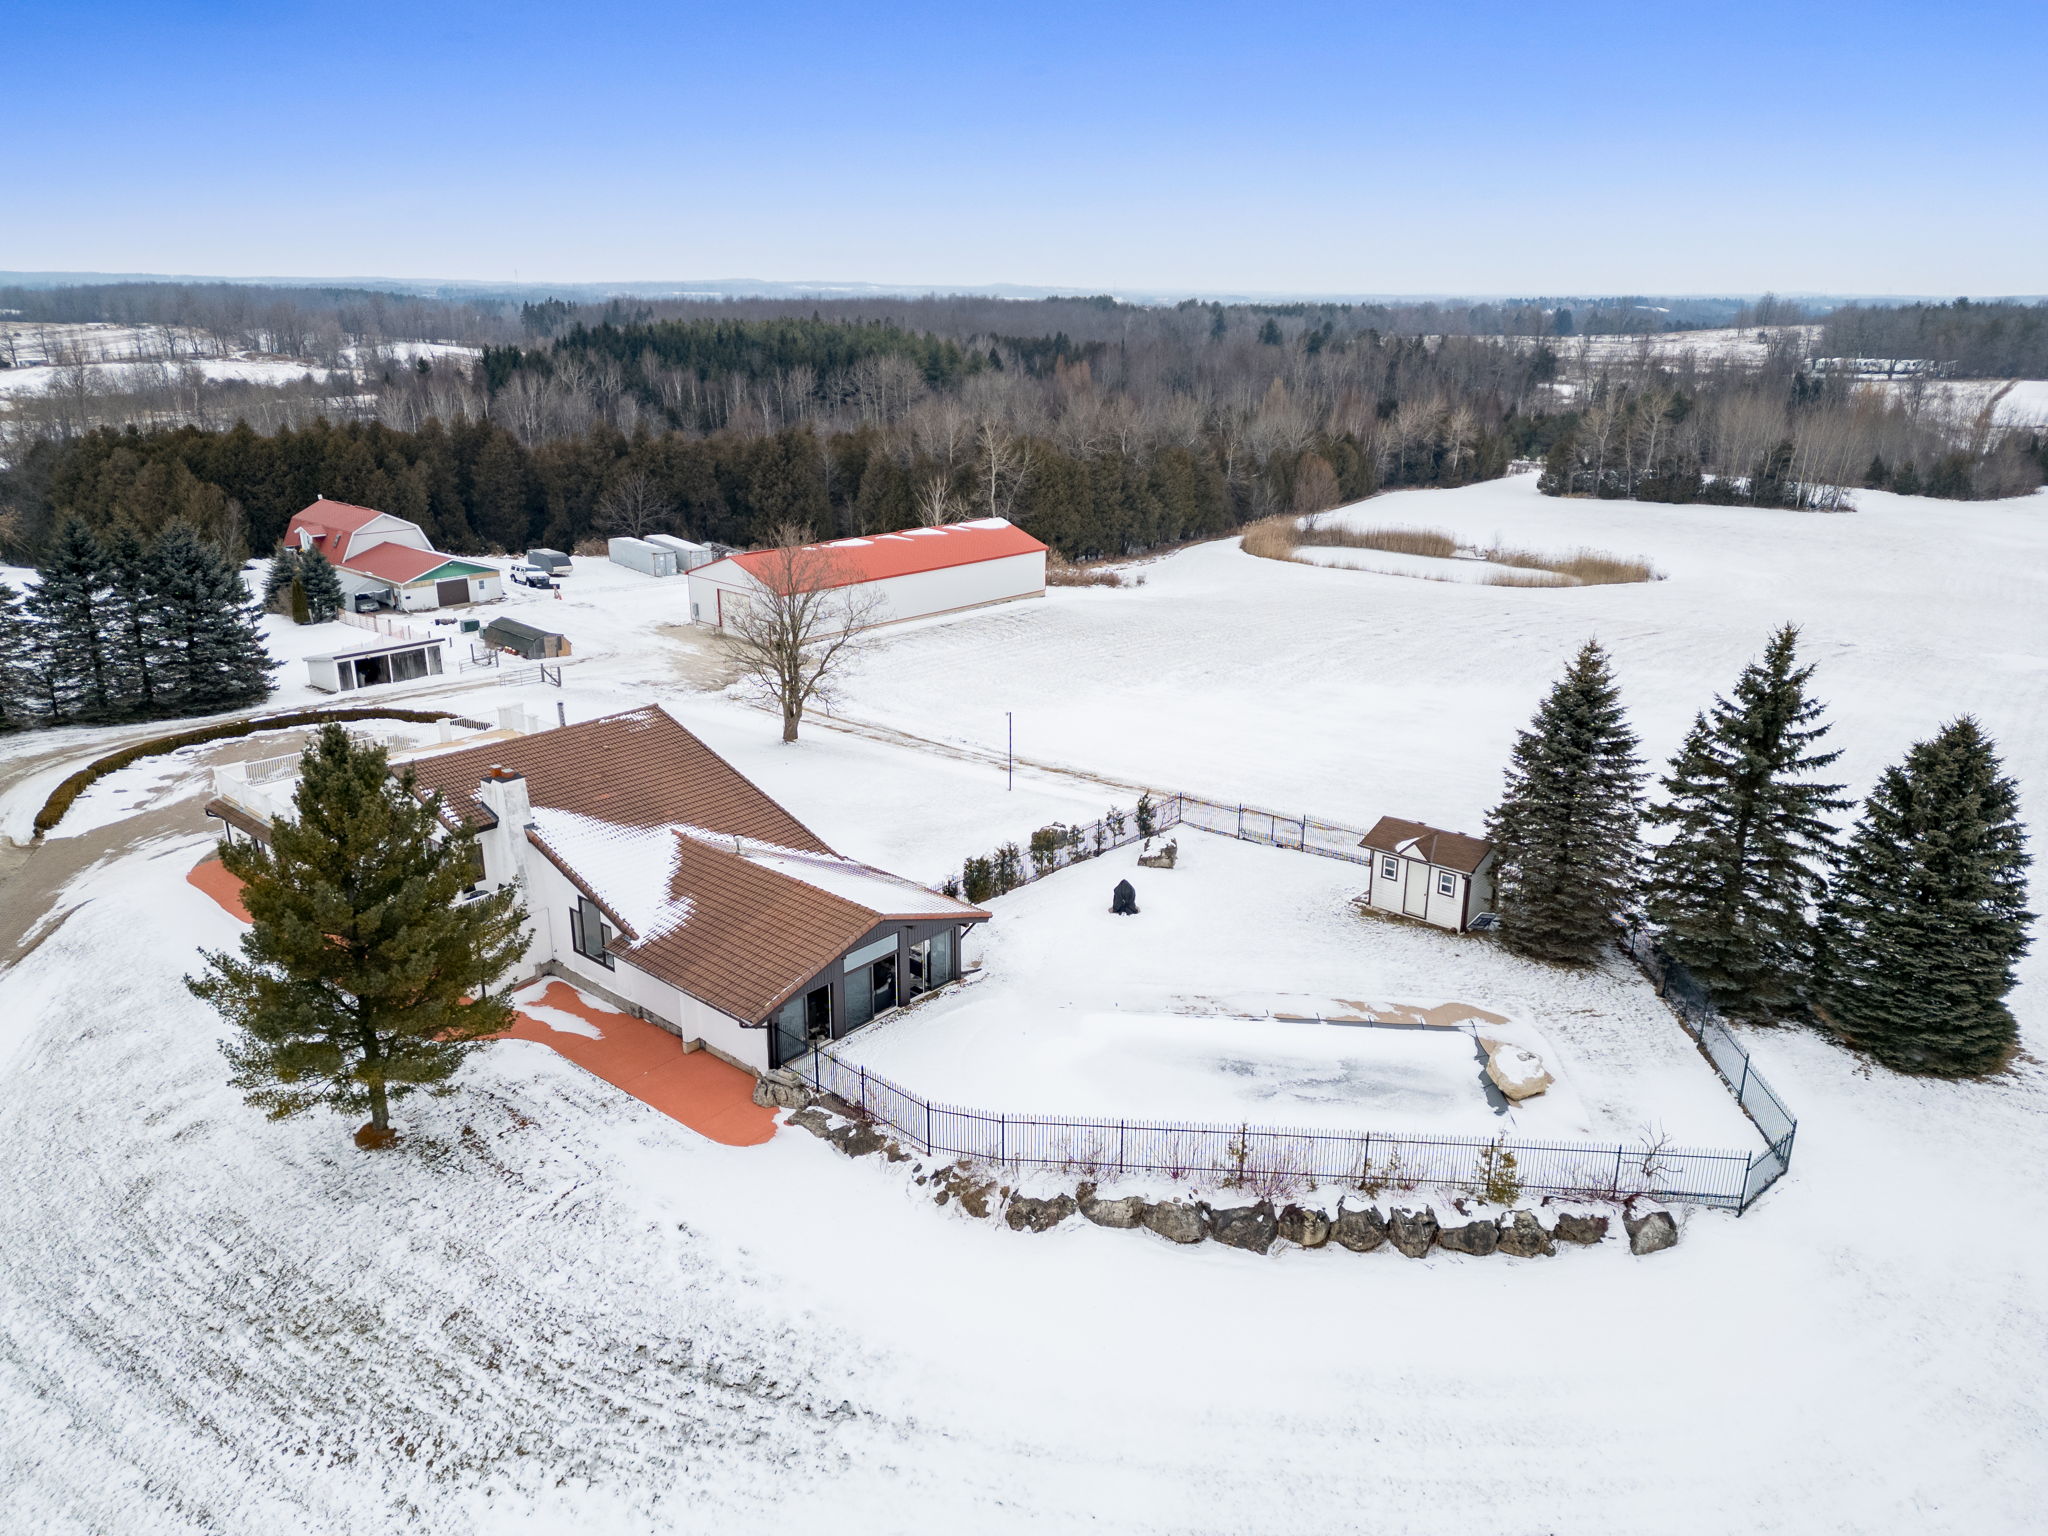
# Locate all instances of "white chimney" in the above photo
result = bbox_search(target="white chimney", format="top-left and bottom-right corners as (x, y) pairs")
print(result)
(437, 717), (455, 743)
(477, 766), (532, 830)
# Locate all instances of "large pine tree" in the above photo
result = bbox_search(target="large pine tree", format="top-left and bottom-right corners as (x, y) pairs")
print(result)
(0, 580), (31, 730)
(151, 525), (278, 713)
(1485, 640), (1645, 964)
(187, 726), (530, 1146)
(1645, 624), (1847, 1020)
(100, 523), (161, 716)
(27, 519), (117, 721)
(298, 546), (345, 623)
(1818, 718), (2033, 1075)
(261, 546), (301, 611)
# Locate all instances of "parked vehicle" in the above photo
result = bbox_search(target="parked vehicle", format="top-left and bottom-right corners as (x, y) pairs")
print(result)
(510, 565), (556, 590)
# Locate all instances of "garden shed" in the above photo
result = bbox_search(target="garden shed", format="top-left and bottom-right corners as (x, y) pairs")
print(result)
(1358, 817), (1497, 932)
(480, 617), (570, 660)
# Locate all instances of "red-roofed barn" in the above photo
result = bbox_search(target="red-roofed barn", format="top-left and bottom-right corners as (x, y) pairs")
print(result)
(684, 518), (1047, 632)
(282, 498), (503, 612)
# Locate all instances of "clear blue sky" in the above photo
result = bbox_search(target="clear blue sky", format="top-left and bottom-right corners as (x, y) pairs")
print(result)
(6, 0), (2043, 296)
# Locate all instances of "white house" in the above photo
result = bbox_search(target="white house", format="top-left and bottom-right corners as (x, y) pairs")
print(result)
(283, 498), (503, 612)
(205, 705), (988, 1075)
(1358, 817), (1497, 932)
(686, 518), (1047, 632)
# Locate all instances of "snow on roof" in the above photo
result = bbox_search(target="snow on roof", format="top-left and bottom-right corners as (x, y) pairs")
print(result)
(529, 807), (693, 942)
(705, 518), (1048, 591)
(676, 826), (983, 919)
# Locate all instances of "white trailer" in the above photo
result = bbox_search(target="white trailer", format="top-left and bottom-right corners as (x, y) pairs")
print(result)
(643, 533), (718, 571)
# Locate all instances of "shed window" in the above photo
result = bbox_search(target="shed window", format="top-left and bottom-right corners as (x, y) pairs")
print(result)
(1436, 870), (1457, 897)
(1381, 856), (1399, 881)
(570, 896), (615, 968)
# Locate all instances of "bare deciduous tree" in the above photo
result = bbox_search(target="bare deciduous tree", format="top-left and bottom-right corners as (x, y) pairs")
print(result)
(914, 473), (960, 526)
(719, 523), (886, 742)
(595, 469), (673, 538)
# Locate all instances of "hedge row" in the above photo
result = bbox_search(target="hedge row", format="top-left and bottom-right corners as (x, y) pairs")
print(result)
(31, 707), (469, 839)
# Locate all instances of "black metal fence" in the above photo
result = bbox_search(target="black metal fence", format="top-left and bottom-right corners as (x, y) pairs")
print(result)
(789, 1047), (1777, 1212)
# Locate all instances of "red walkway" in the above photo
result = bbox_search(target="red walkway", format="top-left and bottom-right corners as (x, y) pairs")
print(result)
(187, 856), (775, 1147)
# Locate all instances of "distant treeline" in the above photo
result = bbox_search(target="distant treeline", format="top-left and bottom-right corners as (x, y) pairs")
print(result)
(1819, 300), (2048, 377)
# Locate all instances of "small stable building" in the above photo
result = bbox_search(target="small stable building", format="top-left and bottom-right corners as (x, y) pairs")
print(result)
(687, 518), (1047, 632)
(304, 635), (448, 692)
(480, 616), (570, 660)
(1359, 817), (1496, 932)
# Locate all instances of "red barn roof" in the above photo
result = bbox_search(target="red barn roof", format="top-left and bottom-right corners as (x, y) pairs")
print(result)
(340, 544), (485, 584)
(705, 518), (1046, 592)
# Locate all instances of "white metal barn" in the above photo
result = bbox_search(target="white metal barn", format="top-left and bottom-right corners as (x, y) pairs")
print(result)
(1358, 817), (1497, 932)
(685, 518), (1048, 631)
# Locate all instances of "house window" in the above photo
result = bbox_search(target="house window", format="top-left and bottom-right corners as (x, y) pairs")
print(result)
(1381, 856), (1399, 881)
(570, 896), (615, 968)
(1436, 870), (1457, 897)
(460, 840), (486, 890)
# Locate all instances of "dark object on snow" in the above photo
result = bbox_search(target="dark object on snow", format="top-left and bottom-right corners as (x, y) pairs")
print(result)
(1111, 878), (1138, 915)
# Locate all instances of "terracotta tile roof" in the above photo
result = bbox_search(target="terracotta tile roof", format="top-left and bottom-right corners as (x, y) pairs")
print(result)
(1358, 816), (1495, 873)
(700, 518), (1047, 592)
(400, 706), (988, 1024)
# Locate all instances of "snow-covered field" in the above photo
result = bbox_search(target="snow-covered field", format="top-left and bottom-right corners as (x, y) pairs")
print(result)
(4, 471), (2048, 1532)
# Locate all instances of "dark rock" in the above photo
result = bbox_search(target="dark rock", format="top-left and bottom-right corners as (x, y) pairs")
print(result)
(1495, 1210), (1556, 1258)
(1277, 1204), (1332, 1248)
(787, 1108), (835, 1140)
(1553, 1211), (1610, 1245)
(1436, 1217), (1499, 1256)
(1208, 1201), (1278, 1255)
(829, 1122), (886, 1159)
(1140, 1199), (1208, 1244)
(933, 1165), (997, 1220)
(1329, 1204), (1388, 1253)
(1625, 1209), (1679, 1255)
(1387, 1207), (1439, 1258)
(1079, 1190), (1147, 1229)
(1005, 1194), (1077, 1233)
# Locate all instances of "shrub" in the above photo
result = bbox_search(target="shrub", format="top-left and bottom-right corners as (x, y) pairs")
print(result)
(1470, 1137), (1523, 1205)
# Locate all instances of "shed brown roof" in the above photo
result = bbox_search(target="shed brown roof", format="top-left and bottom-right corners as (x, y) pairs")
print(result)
(404, 706), (986, 1023)
(1358, 816), (1495, 873)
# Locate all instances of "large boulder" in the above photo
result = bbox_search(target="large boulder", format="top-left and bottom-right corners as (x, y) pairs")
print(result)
(1079, 1189), (1147, 1229)
(1387, 1207), (1439, 1258)
(1329, 1204), (1388, 1253)
(1553, 1211), (1610, 1245)
(932, 1163), (997, 1219)
(1277, 1204), (1332, 1249)
(787, 1107), (835, 1140)
(1495, 1210), (1556, 1258)
(1483, 1043), (1554, 1101)
(1006, 1193), (1077, 1233)
(1625, 1209), (1679, 1256)
(752, 1070), (812, 1110)
(1140, 1199), (1209, 1245)
(1208, 1202), (1278, 1255)
(829, 1121), (887, 1159)
(1436, 1216), (1500, 1256)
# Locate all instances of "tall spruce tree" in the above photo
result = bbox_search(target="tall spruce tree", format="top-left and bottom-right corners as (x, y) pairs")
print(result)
(27, 519), (116, 720)
(187, 726), (529, 1146)
(100, 523), (161, 716)
(261, 546), (301, 611)
(1485, 640), (1645, 964)
(298, 546), (344, 623)
(1818, 719), (2032, 1075)
(151, 525), (278, 713)
(0, 580), (31, 730)
(1644, 625), (1848, 1020)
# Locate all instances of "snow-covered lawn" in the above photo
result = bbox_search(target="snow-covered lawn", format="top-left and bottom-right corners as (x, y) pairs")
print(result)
(842, 834), (1753, 1145)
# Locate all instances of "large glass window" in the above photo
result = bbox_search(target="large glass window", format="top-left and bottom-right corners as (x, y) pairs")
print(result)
(929, 927), (954, 986)
(570, 896), (614, 968)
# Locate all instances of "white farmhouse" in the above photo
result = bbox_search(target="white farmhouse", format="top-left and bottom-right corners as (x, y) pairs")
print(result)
(1358, 817), (1497, 932)
(283, 498), (503, 613)
(686, 518), (1047, 631)
(205, 706), (988, 1075)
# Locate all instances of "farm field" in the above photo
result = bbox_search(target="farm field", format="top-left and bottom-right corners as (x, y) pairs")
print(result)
(2, 473), (2046, 1533)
